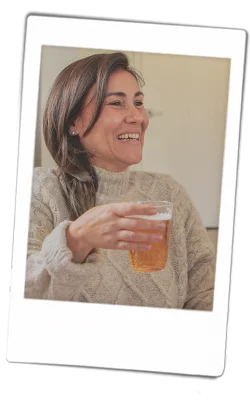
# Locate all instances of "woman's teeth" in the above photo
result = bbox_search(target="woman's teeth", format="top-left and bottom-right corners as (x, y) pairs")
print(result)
(117, 133), (140, 140)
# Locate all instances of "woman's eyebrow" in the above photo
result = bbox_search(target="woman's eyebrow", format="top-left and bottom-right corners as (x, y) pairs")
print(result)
(104, 91), (144, 98)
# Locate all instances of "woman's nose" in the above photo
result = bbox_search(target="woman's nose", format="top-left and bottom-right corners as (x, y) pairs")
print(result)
(124, 106), (144, 124)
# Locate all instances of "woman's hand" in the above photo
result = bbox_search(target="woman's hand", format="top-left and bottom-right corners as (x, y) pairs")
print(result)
(66, 202), (165, 263)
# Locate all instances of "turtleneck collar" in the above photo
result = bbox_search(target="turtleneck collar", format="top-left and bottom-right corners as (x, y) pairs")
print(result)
(94, 165), (132, 197)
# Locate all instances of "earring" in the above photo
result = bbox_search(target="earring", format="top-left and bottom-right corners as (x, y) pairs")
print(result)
(70, 130), (77, 136)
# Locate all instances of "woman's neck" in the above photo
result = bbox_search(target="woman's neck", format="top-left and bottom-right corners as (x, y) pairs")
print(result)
(91, 158), (130, 173)
(93, 165), (132, 197)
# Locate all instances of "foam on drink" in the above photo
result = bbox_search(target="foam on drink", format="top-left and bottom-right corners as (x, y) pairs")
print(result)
(127, 212), (171, 221)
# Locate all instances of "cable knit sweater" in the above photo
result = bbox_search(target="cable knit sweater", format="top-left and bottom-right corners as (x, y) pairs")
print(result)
(24, 166), (215, 310)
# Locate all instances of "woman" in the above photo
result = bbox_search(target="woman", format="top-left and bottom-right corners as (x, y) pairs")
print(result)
(25, 52), (215, 310)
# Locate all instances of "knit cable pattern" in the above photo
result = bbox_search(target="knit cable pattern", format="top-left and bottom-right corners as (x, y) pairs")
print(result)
(25, 166), (215, 310)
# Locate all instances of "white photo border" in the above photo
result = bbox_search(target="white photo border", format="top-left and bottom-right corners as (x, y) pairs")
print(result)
(7, 15), (246, 376)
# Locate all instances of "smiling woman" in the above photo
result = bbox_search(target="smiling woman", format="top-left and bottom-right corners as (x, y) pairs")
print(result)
(74, 69), (148, 171)
(25, 52), (215, 310)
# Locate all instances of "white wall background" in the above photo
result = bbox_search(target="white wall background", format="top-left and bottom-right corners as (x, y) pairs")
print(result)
(36, 46), (230, 227)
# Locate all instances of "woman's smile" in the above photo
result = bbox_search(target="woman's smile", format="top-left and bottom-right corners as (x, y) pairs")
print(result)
(116, 131), (141, 143)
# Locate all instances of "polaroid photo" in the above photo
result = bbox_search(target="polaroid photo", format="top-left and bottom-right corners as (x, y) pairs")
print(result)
(7, 15), (246, 376)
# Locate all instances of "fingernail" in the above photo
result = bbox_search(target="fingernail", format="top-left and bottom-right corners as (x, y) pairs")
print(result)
(141, 244), (151, 250)
(158, 223), (165, 229)
(154, 235), (163, 241)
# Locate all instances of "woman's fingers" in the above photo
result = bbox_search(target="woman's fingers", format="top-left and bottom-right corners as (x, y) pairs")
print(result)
(116, 241), (152, 251)
(117, 229), (164, 244)
(110, 202), (157, 217)
(117, 216), (166, 232)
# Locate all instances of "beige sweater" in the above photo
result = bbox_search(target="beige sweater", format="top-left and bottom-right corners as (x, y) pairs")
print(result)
(25, 166), (215, 310)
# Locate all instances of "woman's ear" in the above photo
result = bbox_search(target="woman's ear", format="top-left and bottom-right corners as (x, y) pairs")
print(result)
(68, 122), (77, 137)
(68, 117), (83, 137)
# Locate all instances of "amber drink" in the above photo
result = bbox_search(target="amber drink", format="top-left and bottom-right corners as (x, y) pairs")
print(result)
(128, 201), (173, 272)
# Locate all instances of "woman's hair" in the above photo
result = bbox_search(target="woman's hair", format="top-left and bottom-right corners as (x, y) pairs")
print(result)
(43, 52), (144, 220)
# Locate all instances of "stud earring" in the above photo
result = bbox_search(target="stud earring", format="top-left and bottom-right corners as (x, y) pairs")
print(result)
(70, 130), (77, 136)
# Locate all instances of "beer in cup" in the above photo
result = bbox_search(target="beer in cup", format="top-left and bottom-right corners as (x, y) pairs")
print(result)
(128, 201), (173, 272)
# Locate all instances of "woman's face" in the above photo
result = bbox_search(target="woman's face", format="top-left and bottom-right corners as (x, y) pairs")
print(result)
(73, 69), (149, 172)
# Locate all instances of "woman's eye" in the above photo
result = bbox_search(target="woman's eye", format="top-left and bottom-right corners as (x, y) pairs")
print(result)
(106, 100), (144, 107)
(108, 101), (123, 106)
(135, 101), (143, 107)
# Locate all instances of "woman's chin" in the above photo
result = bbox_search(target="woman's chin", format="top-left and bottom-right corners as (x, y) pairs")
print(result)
(126, 154), (142, 166)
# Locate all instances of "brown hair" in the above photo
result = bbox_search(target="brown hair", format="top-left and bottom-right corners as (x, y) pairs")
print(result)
(43, 52), (144, 220)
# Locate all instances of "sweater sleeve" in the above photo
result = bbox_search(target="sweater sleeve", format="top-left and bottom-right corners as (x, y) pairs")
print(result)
(24, 182), (103, 302)
(181, 187), (216, 311)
